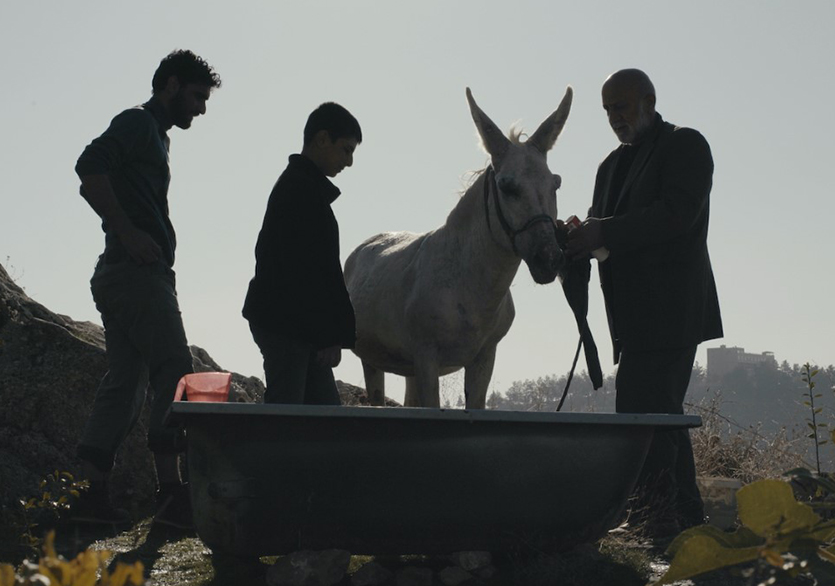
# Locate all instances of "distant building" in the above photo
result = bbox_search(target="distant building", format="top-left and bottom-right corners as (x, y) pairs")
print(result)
(707, 345), (778, 379)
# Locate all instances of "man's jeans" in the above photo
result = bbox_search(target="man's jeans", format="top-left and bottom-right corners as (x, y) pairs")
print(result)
(249, 323), (341, 405)
(77, 258), (193, 473)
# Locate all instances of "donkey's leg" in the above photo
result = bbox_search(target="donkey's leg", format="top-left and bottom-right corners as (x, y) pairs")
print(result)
(412, 353), (441, 408)
(464, 344), (497, 409)
(362, 361), (385, 406)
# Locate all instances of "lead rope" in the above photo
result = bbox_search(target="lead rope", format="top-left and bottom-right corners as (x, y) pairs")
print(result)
(556, 336), (582, 411)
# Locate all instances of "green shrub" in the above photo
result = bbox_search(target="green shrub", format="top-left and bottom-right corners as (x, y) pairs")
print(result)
(17, 471), (88, 552)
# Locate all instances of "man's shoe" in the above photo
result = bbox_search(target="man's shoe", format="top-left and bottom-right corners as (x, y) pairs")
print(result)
(69, 488), (131, 526)
(154, 482), (194, 531)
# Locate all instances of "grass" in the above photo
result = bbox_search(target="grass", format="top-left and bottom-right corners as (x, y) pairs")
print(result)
(690, 394), (806, 483)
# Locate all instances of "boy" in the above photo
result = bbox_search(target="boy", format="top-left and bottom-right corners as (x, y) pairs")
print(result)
(243, 103), (361, 404)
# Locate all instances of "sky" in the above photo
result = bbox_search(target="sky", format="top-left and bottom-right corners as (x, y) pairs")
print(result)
(2, 1), (833, 405)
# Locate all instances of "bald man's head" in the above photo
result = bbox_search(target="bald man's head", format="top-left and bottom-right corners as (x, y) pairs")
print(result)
(601, 69), (657, 144)
(604, 69), (656, 99)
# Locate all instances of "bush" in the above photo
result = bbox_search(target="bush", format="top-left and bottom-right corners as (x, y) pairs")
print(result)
(690, 394), (805, 482)
(0, 531), (144, 586)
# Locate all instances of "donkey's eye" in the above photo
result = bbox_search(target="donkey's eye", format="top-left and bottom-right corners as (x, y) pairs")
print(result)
(498, 177), (519, 197)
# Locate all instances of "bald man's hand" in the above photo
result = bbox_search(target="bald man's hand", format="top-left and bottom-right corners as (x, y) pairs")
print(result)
(566, 218), (604, 260)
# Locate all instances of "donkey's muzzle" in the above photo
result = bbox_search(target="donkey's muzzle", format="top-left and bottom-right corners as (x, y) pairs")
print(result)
(526, 240), (566, 284)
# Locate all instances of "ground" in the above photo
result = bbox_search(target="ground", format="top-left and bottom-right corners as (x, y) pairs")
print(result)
(1, 520), (786, 586)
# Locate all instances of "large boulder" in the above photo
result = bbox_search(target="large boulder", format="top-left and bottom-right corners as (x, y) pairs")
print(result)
(0, 262), (156, 531)
(0, 262), (386, 537)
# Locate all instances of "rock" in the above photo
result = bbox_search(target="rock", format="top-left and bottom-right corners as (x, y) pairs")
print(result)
(438, 565), (473, 585)
(0, 262), (159, 533)
(473, 565), (497, 580)
(0, 260), (392, 540)
(351, 560), (394, 586)
(266, 549), (351, 586)
(395, 566), (433, 586)
(449, 551), (492, 572)
(0, 262), (257, 533)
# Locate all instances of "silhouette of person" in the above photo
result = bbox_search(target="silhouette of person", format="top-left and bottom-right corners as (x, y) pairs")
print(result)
(567, 69), (723, 536)
(73, 49), (221, 529)
(243, 103), (361, 404)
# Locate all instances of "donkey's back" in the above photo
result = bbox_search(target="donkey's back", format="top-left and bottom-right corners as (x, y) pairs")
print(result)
(345, 230), (430, 376)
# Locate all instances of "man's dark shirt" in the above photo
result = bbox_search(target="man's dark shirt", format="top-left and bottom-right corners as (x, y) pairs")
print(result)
(76, 97), (175, 266)
(243, 154), (356, 350)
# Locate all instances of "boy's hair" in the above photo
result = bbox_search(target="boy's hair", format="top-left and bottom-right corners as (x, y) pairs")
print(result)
(152, 49), (222, 94)
(303, 102), (362, 145)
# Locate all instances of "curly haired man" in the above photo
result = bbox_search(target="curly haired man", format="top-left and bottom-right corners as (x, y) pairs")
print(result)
(73, 50), (221, 529)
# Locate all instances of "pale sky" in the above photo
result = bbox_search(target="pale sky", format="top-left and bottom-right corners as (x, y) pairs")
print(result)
(2, 1), (833, 405)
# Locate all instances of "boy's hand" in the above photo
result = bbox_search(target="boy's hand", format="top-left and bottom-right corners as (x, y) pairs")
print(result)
(316, 346), (342, 368)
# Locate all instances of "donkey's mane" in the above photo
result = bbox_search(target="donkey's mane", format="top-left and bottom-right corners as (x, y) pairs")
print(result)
(508, 126), (527, 145)
(445, 169), (487, 229)
(445, 126), (528, 228)
(462, 126), (528, 190)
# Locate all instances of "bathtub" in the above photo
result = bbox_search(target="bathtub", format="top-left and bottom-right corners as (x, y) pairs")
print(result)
(168, 403), (699, 556)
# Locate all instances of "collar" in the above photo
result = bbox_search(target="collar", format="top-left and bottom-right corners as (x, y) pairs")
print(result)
(288, 154), (341, 204)
(143, 96), (174, 132)
(626, 112), (663, 148)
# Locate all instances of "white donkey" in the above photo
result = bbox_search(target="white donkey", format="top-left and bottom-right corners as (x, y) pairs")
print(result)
(345, 87), (573, 408)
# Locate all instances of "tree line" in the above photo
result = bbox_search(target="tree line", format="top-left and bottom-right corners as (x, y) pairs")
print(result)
(465, 360), (835, 468)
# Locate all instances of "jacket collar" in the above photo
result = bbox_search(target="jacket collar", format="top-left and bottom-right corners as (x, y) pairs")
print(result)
(629, 112), (663, 148)
(288, 154), (342, 204)
(607, 113), (664, 215)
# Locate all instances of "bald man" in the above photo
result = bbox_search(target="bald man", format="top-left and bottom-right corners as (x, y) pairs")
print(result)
(567, 69), (723, 538)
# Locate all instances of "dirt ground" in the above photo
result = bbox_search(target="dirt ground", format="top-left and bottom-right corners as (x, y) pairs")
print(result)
(14, 520), (764, 586)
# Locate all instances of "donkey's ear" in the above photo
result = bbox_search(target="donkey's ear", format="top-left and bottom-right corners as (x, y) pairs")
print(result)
(529, 86), (573, 154)
(466, 87), (511, 161)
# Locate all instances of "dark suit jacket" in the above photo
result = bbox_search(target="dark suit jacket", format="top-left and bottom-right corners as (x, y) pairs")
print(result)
(592, 114), (723, 362)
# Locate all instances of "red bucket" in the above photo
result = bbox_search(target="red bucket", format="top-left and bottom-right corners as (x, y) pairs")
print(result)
(174, 372), (232, 403)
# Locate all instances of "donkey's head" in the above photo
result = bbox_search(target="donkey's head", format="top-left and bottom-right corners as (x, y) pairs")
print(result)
(467, 87), (573, 284)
